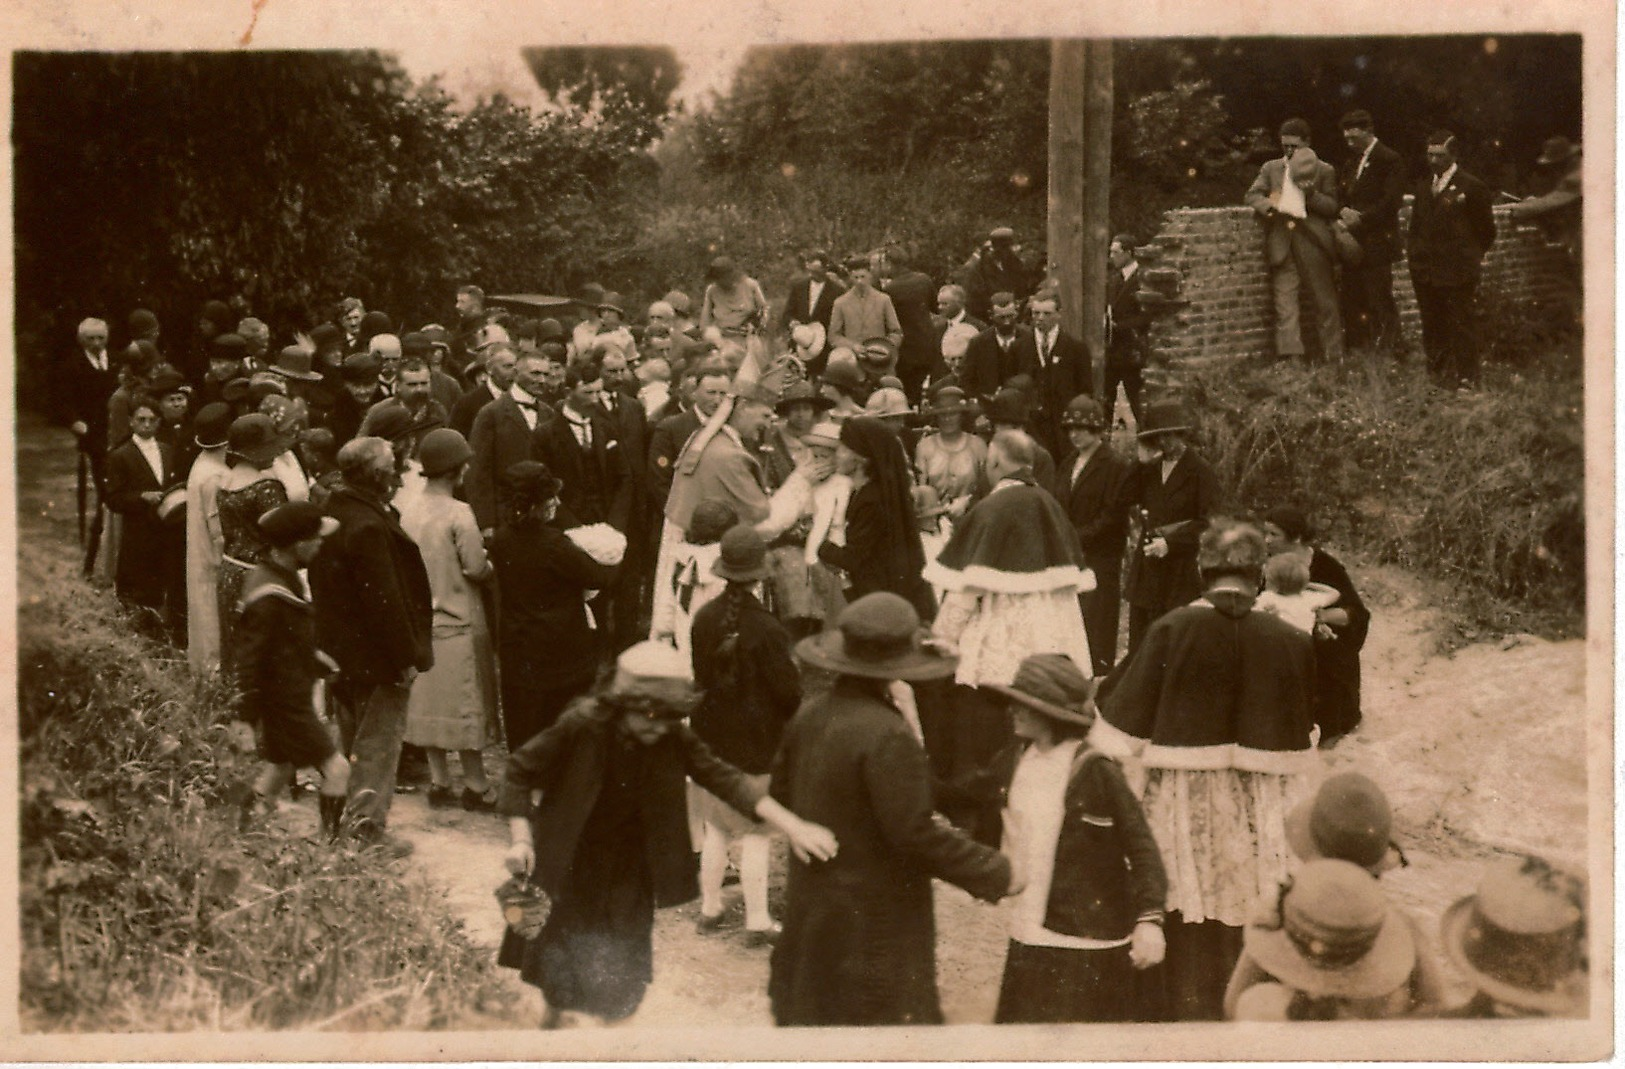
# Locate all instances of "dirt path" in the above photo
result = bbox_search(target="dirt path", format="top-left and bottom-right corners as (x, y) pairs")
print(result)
(17, 414), (1588, 1027)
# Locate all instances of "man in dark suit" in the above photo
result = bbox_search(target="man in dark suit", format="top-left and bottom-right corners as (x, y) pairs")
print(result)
(647, 364), (730, 509)
(1051, 396), (1134, 675)
(309, 436), (433, 857)
(1244, 118), (1344, 362)
(1122, 401), (1225, 654)
(958, 292), (1037, 404)
(596, 349), (652, 650)
(104, 395), (183, 631)
(1104, 235), (1149, 428)
(1337, 110), (1408, 357)
(56, 316), (117, 574)
(535, 364), (631, 533)
(882, 249), (938, 404)
(467, 350), (554, 536)
(778, 249), (846, 337)
(1025, 292), (1093, 461)
(930, 283), (986, 344)
(1407, 130), (1497, 387)
(449, 345), (516, 438)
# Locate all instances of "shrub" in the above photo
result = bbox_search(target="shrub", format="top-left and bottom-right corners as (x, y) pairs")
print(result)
(1181, 352), (1584, 640)
(19, 577), (513, 1031)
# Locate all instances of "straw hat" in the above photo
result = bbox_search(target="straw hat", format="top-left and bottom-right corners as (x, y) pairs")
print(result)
(1439, 855), (1587, 1015)
(795, 592), (957, 682)
(1243, 859), (1416, 1001)
(775, 379), (834, 416)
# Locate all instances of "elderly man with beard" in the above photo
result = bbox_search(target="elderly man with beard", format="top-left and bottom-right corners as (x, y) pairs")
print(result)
(309, 436), (433, 858)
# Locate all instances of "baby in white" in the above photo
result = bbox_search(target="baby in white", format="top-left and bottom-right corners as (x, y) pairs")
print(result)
(803, 421), (852, 567)
(1254, 552), (1339, 636)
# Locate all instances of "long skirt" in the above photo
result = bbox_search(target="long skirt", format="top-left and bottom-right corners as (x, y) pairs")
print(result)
(405, 626), (496, 751)
(994, 940), (1138, 1024)
(1134, 914), (1245, 1023)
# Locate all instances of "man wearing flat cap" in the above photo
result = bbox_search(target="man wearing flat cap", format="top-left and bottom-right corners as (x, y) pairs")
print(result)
(1337, 110), (1408, 357)
(1245, 118), (1344, 363)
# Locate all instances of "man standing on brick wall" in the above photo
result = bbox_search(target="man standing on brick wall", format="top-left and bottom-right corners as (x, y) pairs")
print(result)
(1407, 131), (1496, 388)
(1104, 234), (1149, 427)
(1336, 110), (1408, 357)
(1244, 118), (1344, 363)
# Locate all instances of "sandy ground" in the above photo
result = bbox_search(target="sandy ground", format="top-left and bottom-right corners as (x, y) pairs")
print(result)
(16, 415), (1590, 1030)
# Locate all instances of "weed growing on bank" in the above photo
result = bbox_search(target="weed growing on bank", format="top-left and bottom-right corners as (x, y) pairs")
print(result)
(1182, 344), (1584, 642)
(19, 579), (514, 1031)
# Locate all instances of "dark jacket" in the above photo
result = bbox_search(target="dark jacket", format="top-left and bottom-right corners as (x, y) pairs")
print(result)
(234, 560), (324, 727)
(1305, 546), (1371, 739)
(467, 393), (553, 531)
(960, 325), (1038, 403)
(105, 436), (181, 606)
(1123, 448), (1224, 614)
(360, 396), (449, 457)
(1339, 139), (1408, 263)
(1027, 327), (1093, 458)
(1052, 442), (1134, 565)
(1100, 589), (1315, 772)
(600, 388), (651, 525)
(647, 407), (702, 505)
(449, 382), (501, 439)
(488, 516), (619, 689)
(818, 480), (935, 621)
(55, 349), (116, 456)
(1407, 167), (1497, 287)
(885, 269), (939, 375)
(323, 386), (381, 447)
(778, 274), (846, 333)
(982, 742), (1167, 941)
(1106, 264), (1150, 365)
(533, 406), (631, 532)
(768, 678), (1012, 1026)
(500, 701), (765, 906)
(308, 484), (434, 684)
(690, 590), (801, 774)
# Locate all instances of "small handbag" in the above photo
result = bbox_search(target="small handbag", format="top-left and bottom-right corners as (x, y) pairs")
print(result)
(495, 874), (552, 940)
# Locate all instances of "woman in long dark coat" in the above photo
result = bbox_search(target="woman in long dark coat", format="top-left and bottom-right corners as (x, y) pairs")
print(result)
(816, 417), (935, 621)
(499, 641), (835, 1027)
(769, 592), (1019, 1026)
(488, 461), (619, 750)
(1261, 505), (1371, 745)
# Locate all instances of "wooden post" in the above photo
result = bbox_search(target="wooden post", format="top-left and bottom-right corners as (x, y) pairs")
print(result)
(1049, 40), (1114, 401)
(1081, 39), (1114, 402)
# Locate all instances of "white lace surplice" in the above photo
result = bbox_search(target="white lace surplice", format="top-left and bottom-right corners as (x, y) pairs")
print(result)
(946, 587), (1093, 688)
(1140, 767), (1308, 927)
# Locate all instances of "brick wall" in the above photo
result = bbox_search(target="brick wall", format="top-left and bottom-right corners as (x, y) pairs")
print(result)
(1133, 198), (1573, 378)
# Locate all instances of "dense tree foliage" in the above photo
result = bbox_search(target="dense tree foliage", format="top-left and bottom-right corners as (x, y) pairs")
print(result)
(520, 46), (683, 147)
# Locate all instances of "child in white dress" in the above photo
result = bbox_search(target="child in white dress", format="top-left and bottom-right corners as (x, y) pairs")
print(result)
(1254, 552), (1339, 636)
(803, 421), (852, 567)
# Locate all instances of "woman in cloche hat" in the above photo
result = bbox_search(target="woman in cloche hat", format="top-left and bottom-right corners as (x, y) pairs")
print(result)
(769, 592), (1023, 1027)
(980, 653), (1169, 1024)
(688, 526), (803, 945)
(914, 385), (987, 521)
(499, 639), (836, 1029)
(397, 429), (500, 812)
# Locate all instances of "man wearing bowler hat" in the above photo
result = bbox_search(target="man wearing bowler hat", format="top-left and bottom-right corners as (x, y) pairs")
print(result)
(1122, 400), (1224, 653)
(1053, 395), (1135, 675)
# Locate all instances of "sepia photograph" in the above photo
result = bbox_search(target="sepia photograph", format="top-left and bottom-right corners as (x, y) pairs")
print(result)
(5, 0), (1611, 1061)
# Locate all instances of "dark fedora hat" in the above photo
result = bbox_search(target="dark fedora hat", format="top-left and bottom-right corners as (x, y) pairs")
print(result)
(987, 653), (1098, 727)
(258, 500), (339, 548)
(795, 592), (957, 682)
(712, 524), (769, 583)
(1136, 399), (1191, 439)
(1439, 855), (1587, 1015)
(1286, 772), (1403, 875)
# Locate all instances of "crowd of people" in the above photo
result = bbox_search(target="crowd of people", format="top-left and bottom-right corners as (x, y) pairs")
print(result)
(51, 218), (1585, 1029)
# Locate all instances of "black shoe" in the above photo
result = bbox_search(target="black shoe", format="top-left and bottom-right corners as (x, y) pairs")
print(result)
(318, 794), (346, 842)
(695, 912), (725, 934)
(461, 787), (499, 812)
(743, 924), (782, 948)
(427, 785), (458, 809)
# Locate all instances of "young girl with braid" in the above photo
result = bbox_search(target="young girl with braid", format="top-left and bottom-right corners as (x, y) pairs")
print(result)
(687, 524), (803, 943)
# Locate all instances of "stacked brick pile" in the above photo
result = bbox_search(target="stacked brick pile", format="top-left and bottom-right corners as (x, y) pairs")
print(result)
(1134, 198), (1573, 383)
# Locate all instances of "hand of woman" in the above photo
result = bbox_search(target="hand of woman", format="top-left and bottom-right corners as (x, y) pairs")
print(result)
(1129, 920), (1166, 969)
(504, 840), (535, 877)
(1316, 607), (1349, 628)
(785, 817), (839, 863)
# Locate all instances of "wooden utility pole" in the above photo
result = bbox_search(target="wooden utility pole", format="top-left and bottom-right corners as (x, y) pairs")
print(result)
(1047, 38), (1114, 401)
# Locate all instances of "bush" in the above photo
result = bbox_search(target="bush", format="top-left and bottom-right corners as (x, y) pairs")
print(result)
(19, 578), (514, 1031)
(1182, 352), (1584, 641)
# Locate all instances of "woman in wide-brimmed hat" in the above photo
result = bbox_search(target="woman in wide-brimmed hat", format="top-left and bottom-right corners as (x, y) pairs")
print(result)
(215, 413), (305, 655)
(688, 526), (803, 944)
(1224, 859), (1422, 1020)
(977, 653), (1169, 1024)
(769, 592), (1021, 1026)
(1437, 854), (1588, 1018)
(914, 385), (987, 519)
(500, 640), (837, 1028)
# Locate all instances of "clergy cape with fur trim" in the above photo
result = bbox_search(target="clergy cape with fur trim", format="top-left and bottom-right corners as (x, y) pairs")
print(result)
(1095, 589), (1315, 774)
(923, 479), (1094, 594)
